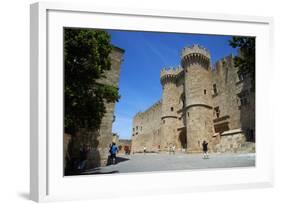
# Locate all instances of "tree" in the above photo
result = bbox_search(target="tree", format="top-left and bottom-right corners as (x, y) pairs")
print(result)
(229, 37), (255, 87)
(64, 28), (120, 135)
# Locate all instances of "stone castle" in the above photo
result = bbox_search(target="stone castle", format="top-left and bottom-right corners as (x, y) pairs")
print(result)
(131, 44), (255, 153)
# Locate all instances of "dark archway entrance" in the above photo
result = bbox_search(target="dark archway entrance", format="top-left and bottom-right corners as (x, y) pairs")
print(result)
(179, 128), (187, 149)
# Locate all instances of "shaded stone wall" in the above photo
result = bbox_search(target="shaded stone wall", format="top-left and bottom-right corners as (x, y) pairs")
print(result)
(63, 134), (71, 169)
(65, 46), (124, 171)
(96, 46), (125, 166)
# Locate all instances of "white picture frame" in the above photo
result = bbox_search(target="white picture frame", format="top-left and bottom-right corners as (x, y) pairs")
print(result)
(30, 1), (274, 202)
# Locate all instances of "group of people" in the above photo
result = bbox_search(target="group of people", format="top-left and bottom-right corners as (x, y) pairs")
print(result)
(76, 140), (209, 171)
(141, 140), (209, 159)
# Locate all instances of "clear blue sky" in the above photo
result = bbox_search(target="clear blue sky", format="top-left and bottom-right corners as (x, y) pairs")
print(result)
(108, 30), (238, 139)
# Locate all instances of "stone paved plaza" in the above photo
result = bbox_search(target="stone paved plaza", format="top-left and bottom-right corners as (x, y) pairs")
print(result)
(82, 153), (255, 175)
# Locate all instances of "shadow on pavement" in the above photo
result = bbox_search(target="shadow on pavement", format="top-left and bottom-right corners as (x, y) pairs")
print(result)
(116, 156), (130, 164)
(106, 156), (130, 166)
(78, 156), (130, 175)
(82, 170), (119, 175)
(65, 167), (101, 176)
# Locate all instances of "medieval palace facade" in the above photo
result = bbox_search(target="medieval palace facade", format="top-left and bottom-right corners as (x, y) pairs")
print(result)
(131, 45), (255, 153)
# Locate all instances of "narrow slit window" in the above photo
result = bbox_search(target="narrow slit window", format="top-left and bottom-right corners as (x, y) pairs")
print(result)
(213, 84), (218, 95)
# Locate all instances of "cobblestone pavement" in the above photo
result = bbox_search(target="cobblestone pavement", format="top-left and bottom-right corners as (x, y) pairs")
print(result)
(82, 152), (255, 175)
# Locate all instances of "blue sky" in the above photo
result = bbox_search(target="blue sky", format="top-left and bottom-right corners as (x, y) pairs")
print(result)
(108, 30), (238, 139)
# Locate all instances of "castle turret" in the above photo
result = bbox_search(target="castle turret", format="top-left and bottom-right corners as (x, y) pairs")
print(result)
(181, 45), (214, 152)
(160, 67), (183, 150)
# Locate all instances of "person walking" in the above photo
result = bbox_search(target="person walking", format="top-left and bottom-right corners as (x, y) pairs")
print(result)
(110, 142), (118, 164)
(143, 146), (146, 154)
(202, 140), (209, 159)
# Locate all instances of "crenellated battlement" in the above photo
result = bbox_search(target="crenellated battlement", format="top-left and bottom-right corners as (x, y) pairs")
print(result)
(181, 44), (210, 59)
(181, 44), (211, 69)
(212, 54), (234, 74)
(134, 100), (162, 118)
(160, 66), (183, 85)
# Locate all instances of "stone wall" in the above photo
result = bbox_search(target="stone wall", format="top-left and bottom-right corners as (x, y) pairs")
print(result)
(131, 44), (255, 154)
(64, 46), (125, 172)
(160, 70), (183, 151)
(182, 46), (214, 153)
(63, 133), (71, 169)
(212, 55), (255, 141)
(131, 101), (162, 152)
(215, 129), (255, 153)
(132, 130), (161, 153)
(94, 46), (125, 166)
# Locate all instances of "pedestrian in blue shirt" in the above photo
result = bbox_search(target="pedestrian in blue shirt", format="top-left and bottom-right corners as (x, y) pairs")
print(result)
(110, 142), (118, 164)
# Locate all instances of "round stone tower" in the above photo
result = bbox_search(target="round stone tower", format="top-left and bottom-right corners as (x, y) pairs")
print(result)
(181, 45), (214, 153)
(160, 67), (182, 151)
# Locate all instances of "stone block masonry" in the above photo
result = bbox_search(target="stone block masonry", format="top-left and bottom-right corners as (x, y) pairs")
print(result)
(132, 44), (255, 154)
(64, 46), (125, 172)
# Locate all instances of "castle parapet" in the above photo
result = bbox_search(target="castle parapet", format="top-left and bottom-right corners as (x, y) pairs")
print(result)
(181, 44), (211, 70)
(212, 54), (235, 75)
(160, 66), (183, 85)
(181, 44), (210, 59)
(133, 100), (162, 118)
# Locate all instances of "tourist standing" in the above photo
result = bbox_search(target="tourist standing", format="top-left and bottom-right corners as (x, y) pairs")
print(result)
(202, 140), (209, 159)
(143, 146), (146, 154)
